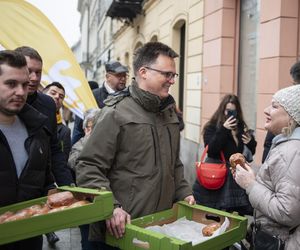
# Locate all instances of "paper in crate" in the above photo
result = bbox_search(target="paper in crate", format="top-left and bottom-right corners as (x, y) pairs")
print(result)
(0, 186), (113, 245)
(106, 201), (247, 250)
(144, 216), (230, 246)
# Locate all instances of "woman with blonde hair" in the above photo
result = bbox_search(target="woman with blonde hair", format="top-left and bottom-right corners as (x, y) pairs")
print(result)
(234, 85), (300, 249)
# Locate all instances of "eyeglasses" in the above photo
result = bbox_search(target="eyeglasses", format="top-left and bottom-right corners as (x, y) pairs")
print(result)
(145, 66), (179, 80)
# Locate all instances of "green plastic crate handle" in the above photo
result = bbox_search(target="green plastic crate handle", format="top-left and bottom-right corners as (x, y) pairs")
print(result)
(119, 224), (171, 249)
(132, 238), (150, 249)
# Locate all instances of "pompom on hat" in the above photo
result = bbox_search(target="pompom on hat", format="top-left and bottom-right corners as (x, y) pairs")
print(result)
(273, 85), (300, 125)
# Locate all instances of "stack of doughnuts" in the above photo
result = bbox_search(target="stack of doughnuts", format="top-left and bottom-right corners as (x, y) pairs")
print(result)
(0, 191), (90, 224)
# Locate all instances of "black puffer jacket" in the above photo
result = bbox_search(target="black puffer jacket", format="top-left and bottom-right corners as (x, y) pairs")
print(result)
(57, 123), (71, 161)
(27, 91), (73, 185)
(0, 104), (54, 207)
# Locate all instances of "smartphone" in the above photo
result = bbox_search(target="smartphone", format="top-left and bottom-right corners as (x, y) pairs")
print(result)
(227, 109), (237, 118)
(245, 129), (255, 137)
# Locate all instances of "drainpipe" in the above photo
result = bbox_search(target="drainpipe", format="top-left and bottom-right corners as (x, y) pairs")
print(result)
(85, 0), (90, 76)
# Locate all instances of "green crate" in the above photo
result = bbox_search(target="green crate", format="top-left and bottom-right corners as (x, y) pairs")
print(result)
(106, 201), (247, 250)
(0, 186), (113, 245)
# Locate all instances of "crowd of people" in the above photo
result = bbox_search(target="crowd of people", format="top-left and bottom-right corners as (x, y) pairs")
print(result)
(0, 41), (299, 250)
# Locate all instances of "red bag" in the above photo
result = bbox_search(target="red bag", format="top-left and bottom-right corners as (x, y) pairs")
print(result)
(195, 145), (227, 190)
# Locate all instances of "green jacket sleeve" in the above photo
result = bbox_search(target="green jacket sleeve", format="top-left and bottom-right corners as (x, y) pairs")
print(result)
(75, 108), (121, 205)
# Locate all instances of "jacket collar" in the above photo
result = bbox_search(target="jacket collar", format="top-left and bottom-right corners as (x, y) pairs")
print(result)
(99, 83), (109, 95)
(103, 81), (115, 94)
(19, 104), (48, 135)
(26, 91), (38, 105)
(129, 80), (175, 113)
(272, 127), (300, 145)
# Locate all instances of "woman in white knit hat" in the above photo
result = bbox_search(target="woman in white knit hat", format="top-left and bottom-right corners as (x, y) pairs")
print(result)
(233, 85), (300, 249)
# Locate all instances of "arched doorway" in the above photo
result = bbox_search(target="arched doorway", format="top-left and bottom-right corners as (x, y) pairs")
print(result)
(172, 19), (186, 112)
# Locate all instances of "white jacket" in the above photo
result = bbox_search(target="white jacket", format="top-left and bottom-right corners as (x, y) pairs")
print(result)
(246, 127), (300, 249)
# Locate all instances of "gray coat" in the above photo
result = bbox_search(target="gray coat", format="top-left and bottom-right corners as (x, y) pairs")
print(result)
(246, 127), (300, 249)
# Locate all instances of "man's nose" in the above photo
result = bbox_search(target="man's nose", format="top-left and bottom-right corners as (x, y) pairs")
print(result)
(168, 77), (176, 85)
(29, 72), (38, 81)
(15, 84), (27, 95)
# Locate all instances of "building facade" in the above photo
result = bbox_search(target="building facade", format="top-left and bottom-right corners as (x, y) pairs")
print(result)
(76, 0), (300, 184)
(77, 0), (124, 83)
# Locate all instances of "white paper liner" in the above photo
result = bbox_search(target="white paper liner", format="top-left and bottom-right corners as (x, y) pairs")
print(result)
(140, 217), (230, 246)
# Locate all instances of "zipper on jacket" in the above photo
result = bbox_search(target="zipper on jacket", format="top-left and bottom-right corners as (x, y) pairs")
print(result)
(151, 125), (163, 211)
(150, 126), (157, 165)
(19, 136), (32, 180)
(167, 127), (173, 166)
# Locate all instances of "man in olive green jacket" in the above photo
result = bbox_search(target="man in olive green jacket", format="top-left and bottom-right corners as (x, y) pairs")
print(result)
(75, 42), (194, 244)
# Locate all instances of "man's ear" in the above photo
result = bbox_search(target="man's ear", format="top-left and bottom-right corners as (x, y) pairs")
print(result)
(138, 67), (147, 79)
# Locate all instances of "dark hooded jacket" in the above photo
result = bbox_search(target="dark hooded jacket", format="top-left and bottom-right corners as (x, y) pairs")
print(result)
(0, 104), (54, 207)
(27, 91), (73, 185)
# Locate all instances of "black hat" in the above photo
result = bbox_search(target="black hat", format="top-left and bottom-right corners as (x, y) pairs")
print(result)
(105, 61), (128, 73)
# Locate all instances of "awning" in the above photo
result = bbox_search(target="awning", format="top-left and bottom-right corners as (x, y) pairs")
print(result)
(107, 0), (144, 21)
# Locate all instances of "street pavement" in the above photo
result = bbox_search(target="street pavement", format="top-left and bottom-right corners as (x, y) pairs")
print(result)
(42, 227), (81, 250)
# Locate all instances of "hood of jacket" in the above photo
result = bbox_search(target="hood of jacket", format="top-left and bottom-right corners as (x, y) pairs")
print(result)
(272, 126), (300, 146)
(104, 80), (176, 113)
(129, 80), (176, 113)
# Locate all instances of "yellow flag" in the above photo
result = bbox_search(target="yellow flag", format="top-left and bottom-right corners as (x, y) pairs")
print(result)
(0, 0), (97, 118)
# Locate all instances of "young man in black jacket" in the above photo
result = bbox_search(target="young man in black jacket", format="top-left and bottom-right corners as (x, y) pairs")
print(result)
(14, 46), (73, 186)
(42, 81), (72, 245)
(43, 81), (71, 161)
(0, 50), (54, 250)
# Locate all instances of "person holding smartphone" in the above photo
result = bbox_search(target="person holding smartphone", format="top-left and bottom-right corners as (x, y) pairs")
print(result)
(193, 94), (257, 216)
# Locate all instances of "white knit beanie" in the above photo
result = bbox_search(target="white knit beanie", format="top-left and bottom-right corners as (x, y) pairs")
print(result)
(273, 85), (300, 125)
